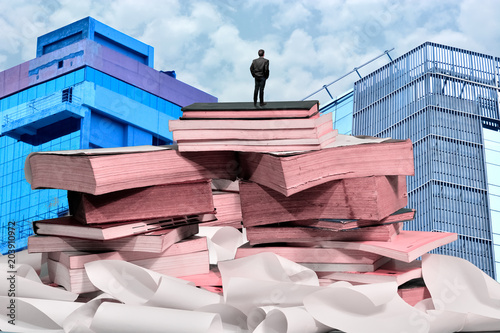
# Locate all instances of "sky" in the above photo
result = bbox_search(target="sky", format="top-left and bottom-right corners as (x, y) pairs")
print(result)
(0, 0), (500, 105)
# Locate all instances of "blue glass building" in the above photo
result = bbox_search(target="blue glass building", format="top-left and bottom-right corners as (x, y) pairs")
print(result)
(0, 17), (216, 252)
(351, 42), (500, 280)
(319, 89), (354, 135)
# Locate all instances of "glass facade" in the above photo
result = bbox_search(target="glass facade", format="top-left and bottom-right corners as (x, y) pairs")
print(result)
(352, 42), (500, 279)
(0, 66), (182, 253)
(0, 132), (80, 252)
(484, 128), (500, 279)
(319, 90), (354, 135)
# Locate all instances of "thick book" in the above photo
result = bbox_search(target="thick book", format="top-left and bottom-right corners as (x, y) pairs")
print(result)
(179, 100), (320, 119)
(33, 215), (214, 240)
(48, 250), (210, 294)
(240, 176), (408, 227)
(289, 208), (416, 231)
(68, 180), (214, 224)
(235, 243), (387, 266)
(25, 145), (237, 195)
(27, 224), (199, 253)
(238, 135), (414, 196)
(299, 257), (390, 273)
(202, 191), (242, 228)
(170, 111), (332, 131)
(175, 130), (338, 153)
(245, 222), (402, 245)
(171, 114), (334, 141)
(47, 236), (208, 270)
(291, 230), (458, 263)
(318, 259), (422, 285)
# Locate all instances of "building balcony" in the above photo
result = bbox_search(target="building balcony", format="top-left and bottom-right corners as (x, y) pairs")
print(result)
(1, 88), (85, 145)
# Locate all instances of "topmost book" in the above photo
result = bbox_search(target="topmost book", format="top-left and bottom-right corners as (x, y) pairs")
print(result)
(25, 145), (238, 195)
(180, 101), (320, 119)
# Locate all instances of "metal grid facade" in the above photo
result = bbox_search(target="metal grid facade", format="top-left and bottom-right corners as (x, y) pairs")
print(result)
(352, 42), (500, 278)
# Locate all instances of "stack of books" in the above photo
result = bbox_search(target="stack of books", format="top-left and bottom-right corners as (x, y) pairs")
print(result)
(205, 179), (242, 229)
(232, 131), (457, 305)
(26, 146), (241, 294)
(24, 101), (458, 308)
(169, 101), (338, 152)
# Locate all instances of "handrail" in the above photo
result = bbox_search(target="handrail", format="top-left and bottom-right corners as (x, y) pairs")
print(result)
(302, 48), (394, 101)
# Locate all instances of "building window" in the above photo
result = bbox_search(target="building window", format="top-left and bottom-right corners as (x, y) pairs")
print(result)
(62, 87), (72, 103)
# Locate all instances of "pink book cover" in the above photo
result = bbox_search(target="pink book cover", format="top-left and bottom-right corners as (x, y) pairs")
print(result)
(301, 230), (458, 263)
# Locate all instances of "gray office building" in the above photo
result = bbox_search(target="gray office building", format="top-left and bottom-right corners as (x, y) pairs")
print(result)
(352, 42), (500, 279)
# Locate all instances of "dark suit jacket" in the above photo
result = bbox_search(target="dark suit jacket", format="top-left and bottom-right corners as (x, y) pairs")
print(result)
(250, 57), (269, 79)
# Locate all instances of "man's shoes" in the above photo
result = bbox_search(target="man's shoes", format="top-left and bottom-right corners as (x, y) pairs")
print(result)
(260, 102), (267, 106)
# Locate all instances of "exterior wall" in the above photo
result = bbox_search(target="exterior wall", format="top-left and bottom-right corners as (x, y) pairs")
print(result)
(0, 18), (217, 253)
(352, 42), (500, 279)
(36, 17), (154, 67)
(1, 39), (216, 107)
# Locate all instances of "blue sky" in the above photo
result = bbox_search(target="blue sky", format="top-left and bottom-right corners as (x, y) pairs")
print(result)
(0, 0), (499, 105)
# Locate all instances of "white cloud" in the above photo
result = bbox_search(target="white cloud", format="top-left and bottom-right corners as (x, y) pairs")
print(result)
(272, 1), (312, 30)
(0, 0), (499, 104)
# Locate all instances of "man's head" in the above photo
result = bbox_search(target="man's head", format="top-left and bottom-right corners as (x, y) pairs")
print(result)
(258, 49), (265, 57)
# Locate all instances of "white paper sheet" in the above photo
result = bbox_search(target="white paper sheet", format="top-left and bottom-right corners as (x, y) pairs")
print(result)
(198, 303), (248, 333)
(218, 253), (321, 313)
(62, 295), (113, 333)
(303, 281), (430, 333)
(0, 263), (77, 301)
(0, 250), (43, 274)
(89, 302), (223, 333)
(145, 275), (222, 309)
(197, 226), (247, 264)
(253, 306), (331, 333)
(218, 252), (318, 286)
(223, 277), (324, 314)
(85, 260), (221, 310)
(0, 296), (65, 332)
(247, 306), (278, 332)
(421, 253), (500, 331)
(84, 260), (192, 304)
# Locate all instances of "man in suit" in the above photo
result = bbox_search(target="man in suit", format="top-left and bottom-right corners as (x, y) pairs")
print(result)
(250, 49), (269, 107)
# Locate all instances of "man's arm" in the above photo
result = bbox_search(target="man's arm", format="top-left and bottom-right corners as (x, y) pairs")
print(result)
(250, 61), (256, 78)
(264, 59), (270, 79)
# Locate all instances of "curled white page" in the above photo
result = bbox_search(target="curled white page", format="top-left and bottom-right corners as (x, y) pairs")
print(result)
(198, 303), (248, 332)
(62, 295), (114, 333)
(253, 306), (331, 333)
(198, 226), (246, 264)
(247, 306), (278, 332)
(218, 252), (318, 286)
(422, 253), (500, 329)
(303, 282), (430, 333)
(0, 263), (77, 301)
(84, 260), (193, 305)
(15, 297), (83, 327)
(85, 260), (221, 311)
(224, 277), (323, 313)
(89, 302), (223, 333)
(145, 275), (222, 309)
(0, 296), (64, 332)
(219, 253), (321, 313)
